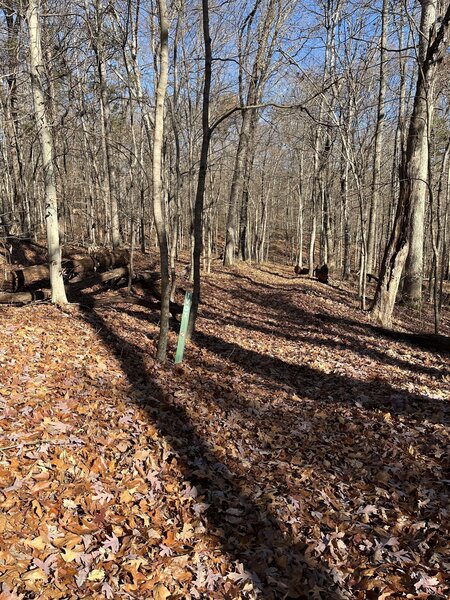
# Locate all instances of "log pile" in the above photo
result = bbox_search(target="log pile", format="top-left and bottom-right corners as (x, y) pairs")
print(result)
(0, 240), (182, 317)
(0, 246), (132, 292)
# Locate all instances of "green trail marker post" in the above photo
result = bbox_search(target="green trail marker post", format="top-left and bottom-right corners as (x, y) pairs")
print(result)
(175, 291), (193, 364)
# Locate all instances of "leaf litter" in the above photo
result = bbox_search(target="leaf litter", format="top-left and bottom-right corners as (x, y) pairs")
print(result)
(0, 260), (448, 599)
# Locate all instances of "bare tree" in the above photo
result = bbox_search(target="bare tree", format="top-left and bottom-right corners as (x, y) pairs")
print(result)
(403, 0), (438, 307)
(187, 0), (212, 338)
(152, 0), (170, 362)
(366, 0), (388, 275)
(26, 0), (67, 304)
(371, 2), (450, 327)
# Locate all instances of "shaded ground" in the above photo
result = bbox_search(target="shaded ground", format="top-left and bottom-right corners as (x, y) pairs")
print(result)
(0, 261), (449, 599)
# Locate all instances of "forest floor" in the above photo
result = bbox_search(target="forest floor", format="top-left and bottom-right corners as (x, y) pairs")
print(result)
(0, 259), (449, 600)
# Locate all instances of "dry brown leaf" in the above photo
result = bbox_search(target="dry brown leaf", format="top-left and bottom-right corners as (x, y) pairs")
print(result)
(152, 583), (171, 600)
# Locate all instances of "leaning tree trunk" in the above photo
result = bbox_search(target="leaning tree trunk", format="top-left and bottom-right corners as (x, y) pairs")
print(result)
(371, 3), (450, 327)
(27, 0), (67, 305)
(153, 0), (170, 362)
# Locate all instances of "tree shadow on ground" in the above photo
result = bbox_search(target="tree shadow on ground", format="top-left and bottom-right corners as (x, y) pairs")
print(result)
(83, 300), (449, 597)
(202, 282), (449, 377)
(199, 305), (448, 379)
(70, 263), (448, 597)
(193, 330), (449, 424)
(77, 305), (342, 599)
(217, 272), (449, 356)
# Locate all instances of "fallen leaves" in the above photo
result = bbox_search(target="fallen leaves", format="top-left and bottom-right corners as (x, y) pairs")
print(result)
(0, 260), (449, 598)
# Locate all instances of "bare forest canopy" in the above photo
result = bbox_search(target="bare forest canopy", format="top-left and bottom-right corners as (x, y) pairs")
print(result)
(0, 0), (450, 346)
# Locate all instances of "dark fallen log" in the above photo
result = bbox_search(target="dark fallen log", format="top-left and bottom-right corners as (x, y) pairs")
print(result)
(63, 249), (129, 280)
(134, 271), (162, 285)
(63, 256), (97, 279)
(132, 278), (184, 307)
(78, 293), (183, 318)
(294, 265), (309, 276)
(12, 264), (51, 291)
(2, 240), (129, 269)
(90, 248), (130, 271)
(62, 246), (90, 259)
(6, 238), (48, 266)
(69, 268), (161, 292)
(314, 264), (329, 284)
(68, 267), (130, 291)
(0, 289), (51, 304)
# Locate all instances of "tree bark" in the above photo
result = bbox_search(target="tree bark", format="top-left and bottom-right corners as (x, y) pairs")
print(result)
(27, 0), (67, 305)
(403, 0), (437, 307)
(152, 0), (170, 362)
(367, 0), (388, 275)
(223, 0), (281, 266)
(85, 0), (122, 249)
(0, 289), (51, 304)
(224, 109), (252, 266)
(371, 2), (450, 327)
(187, 0), (212, 338)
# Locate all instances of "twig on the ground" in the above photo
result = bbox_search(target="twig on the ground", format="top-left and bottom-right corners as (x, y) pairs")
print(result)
(0, 439), (80, 452)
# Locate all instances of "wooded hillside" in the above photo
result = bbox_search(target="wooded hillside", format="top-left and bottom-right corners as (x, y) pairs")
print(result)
(0, 1), (449, 348)
(0, 261), (448, 598)
(0, 1), (449, 598)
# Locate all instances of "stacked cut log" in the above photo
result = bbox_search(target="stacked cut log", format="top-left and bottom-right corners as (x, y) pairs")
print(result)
(0, 241), (183, 317)
(0, 269), (15, 293)
(0, 247), (131, 294)
(0, 289), (52, 303)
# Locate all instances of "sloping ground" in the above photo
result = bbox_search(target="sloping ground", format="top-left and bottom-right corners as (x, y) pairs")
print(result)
(0, 261), (448, 599)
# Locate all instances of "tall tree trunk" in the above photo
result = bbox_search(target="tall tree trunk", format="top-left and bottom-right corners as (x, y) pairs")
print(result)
(1, 7), (26, 234)
(85, 0), (121, 249)
(296, 154), (304, 267)
(430, 138), (450, 333)
(402, 0), (437, 307)
(153, 0), (170, 362)
(238, 111), (258, 261)
(187, 0), (212, 338)
(341, 145), (351, 279)
(98, 56), (121, 249)
(371, 2), (450, 327)
(367, 0), (388, 275)
(223, 0), (282, 267)
(27, 0), (67, 305)
(224, 109), (252, 266)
